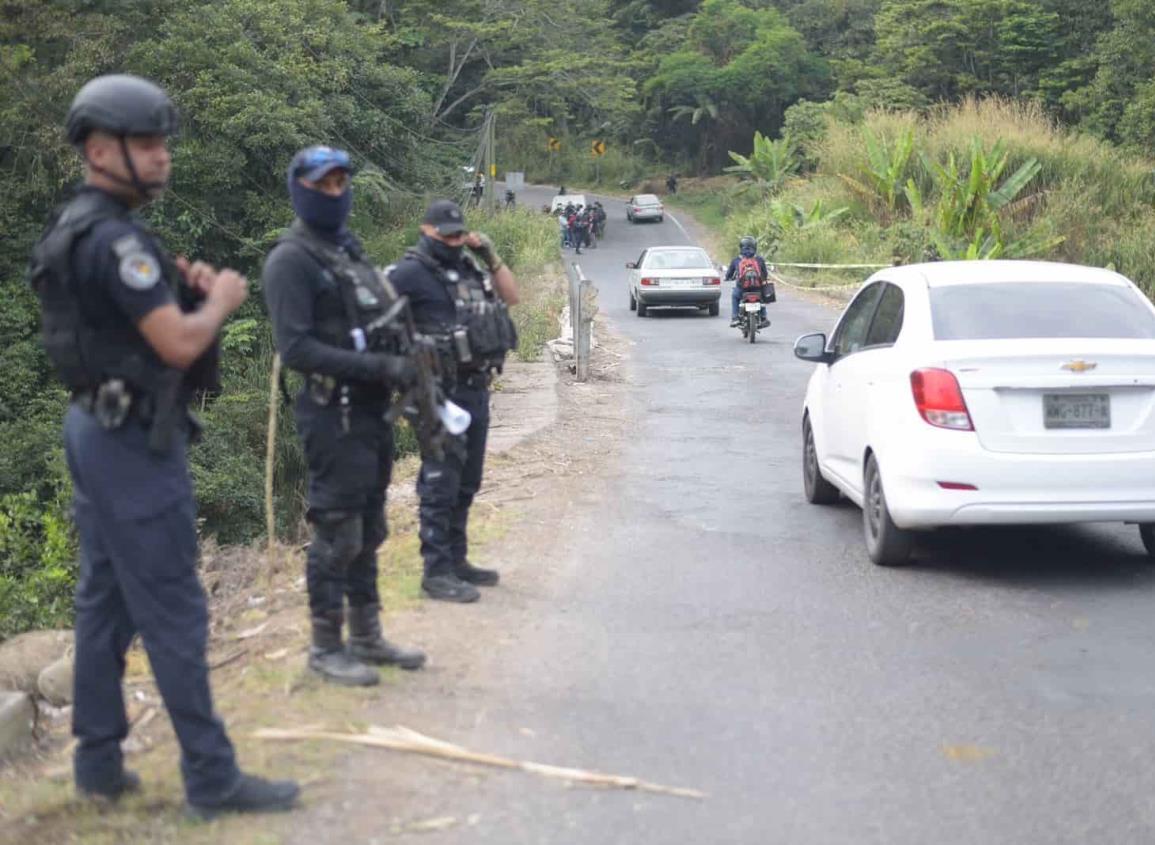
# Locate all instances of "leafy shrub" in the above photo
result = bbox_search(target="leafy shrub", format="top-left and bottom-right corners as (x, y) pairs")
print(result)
(0, 489), (77, 639)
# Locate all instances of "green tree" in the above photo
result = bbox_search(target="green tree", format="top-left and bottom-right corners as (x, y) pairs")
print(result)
(642, 0), (829, 171)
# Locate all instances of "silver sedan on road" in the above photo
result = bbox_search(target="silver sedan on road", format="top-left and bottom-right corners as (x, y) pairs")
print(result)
(626, 246), (722, 317)
(626, 194), (664, 223)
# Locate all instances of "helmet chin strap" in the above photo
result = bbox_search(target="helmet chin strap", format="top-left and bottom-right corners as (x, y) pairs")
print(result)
(85, 136), (166, 202)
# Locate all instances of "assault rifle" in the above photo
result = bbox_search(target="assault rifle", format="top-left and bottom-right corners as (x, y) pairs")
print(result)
(363, 297), (457, 462)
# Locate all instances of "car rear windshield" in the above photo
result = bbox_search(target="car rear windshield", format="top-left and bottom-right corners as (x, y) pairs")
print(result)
(645, 250), (711, 270)
(636, 195), (660, 205)
(931, 282), (1155, 340)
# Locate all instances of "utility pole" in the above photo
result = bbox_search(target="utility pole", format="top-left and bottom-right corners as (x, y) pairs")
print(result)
(484, 109), (496, 214)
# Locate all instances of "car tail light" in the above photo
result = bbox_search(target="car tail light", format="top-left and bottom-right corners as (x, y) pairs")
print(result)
(910, 368), (973, 431)
(632, 206), (641, 213)
(640, 277), (658, 287)
(938, 481), (978, 491)
(703, 277), (721, 286)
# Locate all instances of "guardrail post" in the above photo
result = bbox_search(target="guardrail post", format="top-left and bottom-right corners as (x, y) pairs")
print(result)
(568, 262), (596, 382)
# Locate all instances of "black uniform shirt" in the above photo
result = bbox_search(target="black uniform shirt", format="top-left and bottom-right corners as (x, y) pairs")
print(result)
(72, 187), (175, 338)
(388, 239), (483, 334)
(262, 226), (394, 383)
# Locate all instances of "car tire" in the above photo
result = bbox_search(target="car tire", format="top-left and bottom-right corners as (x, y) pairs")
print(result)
(863, 454), (914, 567)
(629, 290), (637, 311)
(1139, 524), (1155, 559)
(708, 302), (719, 317)
(657, 216), (664, 223)
(636, 301), (648, 318)
(803, 417), (840, 505)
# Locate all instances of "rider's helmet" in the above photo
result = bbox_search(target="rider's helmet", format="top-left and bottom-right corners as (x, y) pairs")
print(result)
(739, 236), (757, 257)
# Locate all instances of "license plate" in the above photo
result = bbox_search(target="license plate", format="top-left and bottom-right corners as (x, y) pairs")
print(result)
(743, 302), (761, 312)
(1044, 393), (1110, 429)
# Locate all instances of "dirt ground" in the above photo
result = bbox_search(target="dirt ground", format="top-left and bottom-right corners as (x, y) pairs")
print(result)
(0, 317), (629, 845)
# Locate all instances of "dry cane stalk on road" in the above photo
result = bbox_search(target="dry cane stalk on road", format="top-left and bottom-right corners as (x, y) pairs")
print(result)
(253, 725), (706, 800)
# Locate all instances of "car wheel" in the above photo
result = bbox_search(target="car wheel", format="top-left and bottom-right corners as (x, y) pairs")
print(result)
(1139, 525), (1155, 559)
(636, 301), (648, 318)
(803, 417), (839, 505)
(863, 454), (914, 566)
(708, 302), (719, 317)
(629, 289), (637, 311)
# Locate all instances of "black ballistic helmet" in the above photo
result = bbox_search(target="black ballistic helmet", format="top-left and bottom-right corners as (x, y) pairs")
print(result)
(66, 74), (179, 145)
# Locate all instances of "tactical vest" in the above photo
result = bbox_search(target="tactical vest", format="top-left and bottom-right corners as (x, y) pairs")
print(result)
(400, 248), (518, 374)
(28, 190), (174, 395)
(279, 221), (404, 368)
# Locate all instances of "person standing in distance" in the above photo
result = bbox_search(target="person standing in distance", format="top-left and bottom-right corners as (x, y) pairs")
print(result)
(27, 74), (298, 820)
(388, 200), (520, 603)
(263, 146), (427, 686)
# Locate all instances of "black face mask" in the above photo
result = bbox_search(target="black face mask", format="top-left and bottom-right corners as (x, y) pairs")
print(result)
(422, 235), (464, 266)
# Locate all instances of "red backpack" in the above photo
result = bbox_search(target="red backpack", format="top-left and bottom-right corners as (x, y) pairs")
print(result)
(737, 256), (762, 289)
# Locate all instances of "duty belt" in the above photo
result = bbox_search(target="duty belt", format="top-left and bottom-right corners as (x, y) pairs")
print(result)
(72, 380), (154, 429)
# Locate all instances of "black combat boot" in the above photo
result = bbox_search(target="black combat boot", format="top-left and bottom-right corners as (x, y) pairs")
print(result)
(421, 573), (480, 603)
(454, 559), (500, 586)
(186, 773), (300, 821)
(347, 604), (426, 670)
(308, 611), (378, 686)
(78, 769), (141, 804)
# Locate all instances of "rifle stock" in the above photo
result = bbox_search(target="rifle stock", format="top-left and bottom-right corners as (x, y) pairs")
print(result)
(376, 298), (455, 462)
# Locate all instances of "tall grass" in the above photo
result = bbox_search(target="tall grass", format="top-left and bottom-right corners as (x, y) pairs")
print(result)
(719, 98), (1155, 293)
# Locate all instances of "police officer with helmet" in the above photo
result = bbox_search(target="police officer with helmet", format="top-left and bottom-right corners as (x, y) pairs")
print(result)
(388, 200), (520, 603)
(28, 74), (298, 819)
(263, 146), (427, 687)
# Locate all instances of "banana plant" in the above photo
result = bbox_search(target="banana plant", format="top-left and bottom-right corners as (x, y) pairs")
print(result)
(768, 198), (850, 230)
(838, 126), (915, 213)
(725, 131), (799, 195)
(907, 137), (1062, 260)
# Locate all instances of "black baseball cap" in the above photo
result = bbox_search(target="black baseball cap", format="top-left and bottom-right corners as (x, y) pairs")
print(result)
(423, 199), (467, 235)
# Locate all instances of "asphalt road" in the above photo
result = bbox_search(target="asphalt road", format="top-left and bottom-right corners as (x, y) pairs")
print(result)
(406, 187), (1155, 844)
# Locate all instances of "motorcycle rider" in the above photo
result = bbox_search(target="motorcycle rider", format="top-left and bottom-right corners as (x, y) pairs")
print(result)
(727, 236), (770, 328)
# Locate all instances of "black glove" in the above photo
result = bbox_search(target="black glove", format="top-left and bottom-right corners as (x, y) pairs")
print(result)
(379, 354), (417, 388)
(470, 232), (503, 273)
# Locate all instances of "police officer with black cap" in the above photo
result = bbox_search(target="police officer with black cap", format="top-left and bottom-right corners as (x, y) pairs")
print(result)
(28, 74), (298, 819)
(263, 146), (427, 686)
(388, 200), (520, 603)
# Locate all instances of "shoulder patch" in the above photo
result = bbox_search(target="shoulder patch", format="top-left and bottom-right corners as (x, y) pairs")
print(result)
(118, 251), (161, 290)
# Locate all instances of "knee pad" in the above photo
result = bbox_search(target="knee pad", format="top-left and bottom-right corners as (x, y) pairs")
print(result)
(311, 511), (364, 571)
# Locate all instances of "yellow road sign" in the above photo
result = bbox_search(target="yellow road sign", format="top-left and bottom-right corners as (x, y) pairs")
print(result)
(548, 136), (561, 152)
(592, 140), (607, 157)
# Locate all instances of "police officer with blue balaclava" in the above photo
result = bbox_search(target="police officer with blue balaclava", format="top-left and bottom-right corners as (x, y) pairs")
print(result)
(388, 200), (520, 603)
(263, 146), (427, 687)
(28, 74), (298, 820)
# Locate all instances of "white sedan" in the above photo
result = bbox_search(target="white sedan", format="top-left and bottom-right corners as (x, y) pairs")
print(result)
(626, 246), (722, 317)
(794, 260), (1155, 566)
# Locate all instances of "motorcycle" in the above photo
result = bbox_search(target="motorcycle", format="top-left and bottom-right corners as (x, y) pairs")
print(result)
(737, 284), (766, 344)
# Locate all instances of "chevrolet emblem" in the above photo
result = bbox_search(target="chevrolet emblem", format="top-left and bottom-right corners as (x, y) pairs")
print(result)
(1061, 360), (1098, 373)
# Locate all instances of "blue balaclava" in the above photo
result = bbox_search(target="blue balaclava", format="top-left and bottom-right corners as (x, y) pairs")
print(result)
(287, 145), (353, 239)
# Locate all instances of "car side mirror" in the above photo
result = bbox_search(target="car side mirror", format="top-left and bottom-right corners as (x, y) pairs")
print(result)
(794, 333), (832, 364)
(625, 262), (636, 269)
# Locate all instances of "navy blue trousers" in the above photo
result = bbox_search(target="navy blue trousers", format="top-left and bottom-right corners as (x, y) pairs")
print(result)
(294, 398), (393, 616)
(417, 385), (490, 577)
(64, 405), (239, 803)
